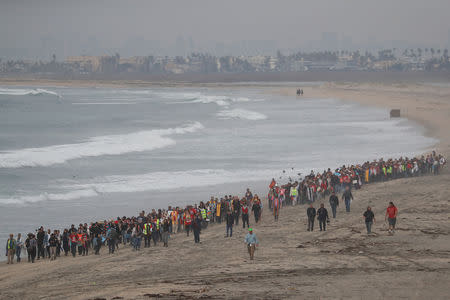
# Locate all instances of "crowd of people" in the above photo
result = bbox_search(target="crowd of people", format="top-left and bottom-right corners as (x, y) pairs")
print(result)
(4, 152), (445, 264)
(268, 151), (446, 210)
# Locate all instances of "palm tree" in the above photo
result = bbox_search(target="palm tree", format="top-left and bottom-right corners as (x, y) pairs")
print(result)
(430, 48), (435, 57)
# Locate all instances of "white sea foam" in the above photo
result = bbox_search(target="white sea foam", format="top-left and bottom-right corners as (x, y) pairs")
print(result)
(0, 168), (274, 205)
(154, 91), (255, 106)
(71, 102), (138, 105)
(0, 88), (60, 97)
(0, 122), (204, 168)
(216, 108), (267, 120)
(0, 189), (99, 205)
(103, 90), (260, 106)
(193, 96), (252, 106)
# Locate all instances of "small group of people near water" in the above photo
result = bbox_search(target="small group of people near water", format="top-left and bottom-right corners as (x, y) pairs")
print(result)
(4, 152), (445, 263)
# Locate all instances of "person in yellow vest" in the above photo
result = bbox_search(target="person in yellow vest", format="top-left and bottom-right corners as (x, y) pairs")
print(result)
(143, 222), (152, 248)
(6, 234), (16, 264)
(365, 169), (369, 183)
(387, 165), (393, 179)
(290, 185), (298, 205)
(200, 208), (207, 228)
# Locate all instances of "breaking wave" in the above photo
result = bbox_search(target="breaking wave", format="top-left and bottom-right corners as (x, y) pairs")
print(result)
(0, 88), (60, 97)
(216, 108), (267, 120)
(155, 91), (254, 106)
(0, 190), (98, 205)
(0, 122), (204, 168)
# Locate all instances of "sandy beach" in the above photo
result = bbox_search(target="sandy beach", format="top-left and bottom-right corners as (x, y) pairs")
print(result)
(0, 81), (449, 300)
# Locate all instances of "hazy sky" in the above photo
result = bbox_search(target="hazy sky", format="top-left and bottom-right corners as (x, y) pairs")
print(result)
(1, 0), (450, 59)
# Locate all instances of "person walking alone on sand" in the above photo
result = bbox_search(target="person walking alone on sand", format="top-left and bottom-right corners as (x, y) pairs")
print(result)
(244, 228), (259, 260)
(329, 191), (339, 218)
(317, 203), (329, 231)
(363, 206), (375, 235)
(307, 204), (316, 231)
(342, 186), (354, 212)
(385, 202), (398, 235)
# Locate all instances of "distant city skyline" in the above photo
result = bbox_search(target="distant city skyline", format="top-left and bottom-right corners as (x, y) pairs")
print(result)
(1, 0), (450, 60)
(2, 32), (450, 61)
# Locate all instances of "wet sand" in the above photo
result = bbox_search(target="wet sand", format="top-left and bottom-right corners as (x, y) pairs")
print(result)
(0, 82), (449, 300)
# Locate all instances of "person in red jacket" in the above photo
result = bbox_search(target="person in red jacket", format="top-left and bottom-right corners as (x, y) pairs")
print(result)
(184, 210), (192, 237)
(385, 202), (398, 235)
(242, 202), (250, 228)
(69, 231), (78, 257)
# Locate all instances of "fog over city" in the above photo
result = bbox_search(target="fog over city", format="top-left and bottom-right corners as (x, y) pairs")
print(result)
(1, 0), (450, 59)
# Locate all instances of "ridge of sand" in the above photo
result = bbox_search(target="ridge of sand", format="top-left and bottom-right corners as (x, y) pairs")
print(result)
(0, 82), (449, 300)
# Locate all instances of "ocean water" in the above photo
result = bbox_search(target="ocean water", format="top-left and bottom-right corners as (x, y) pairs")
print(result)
(0, 85), (436, 249)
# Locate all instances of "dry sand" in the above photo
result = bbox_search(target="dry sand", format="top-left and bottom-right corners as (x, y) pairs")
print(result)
(0, 82), (449, 300)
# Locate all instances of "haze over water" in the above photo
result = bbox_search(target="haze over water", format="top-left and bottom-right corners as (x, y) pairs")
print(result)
(0, 85), (436, 248)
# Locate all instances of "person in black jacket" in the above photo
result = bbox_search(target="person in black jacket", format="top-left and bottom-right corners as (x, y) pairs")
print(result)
(252, 201), (261, 223)
(233, 198), (241, 226)
(307, 204), (316, 231)
(329, 191), (339, 218)
(342, 186), (354, 212)
(48, 233), (58, 261)
(192, 214), (202, 243)
(317, 203), (329, 231)
(36, 227), (45, 260)
(25, 234), (37, 263)
(363, 206), (375, 235)
(226, 211), (234, 237)
(62, 229), (70, 256)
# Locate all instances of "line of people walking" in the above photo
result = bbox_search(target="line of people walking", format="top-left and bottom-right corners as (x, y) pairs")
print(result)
(4, 152), (444, 264)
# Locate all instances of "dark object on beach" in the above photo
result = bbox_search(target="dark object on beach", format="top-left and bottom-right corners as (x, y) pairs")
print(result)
(390, 109), (401, 118)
